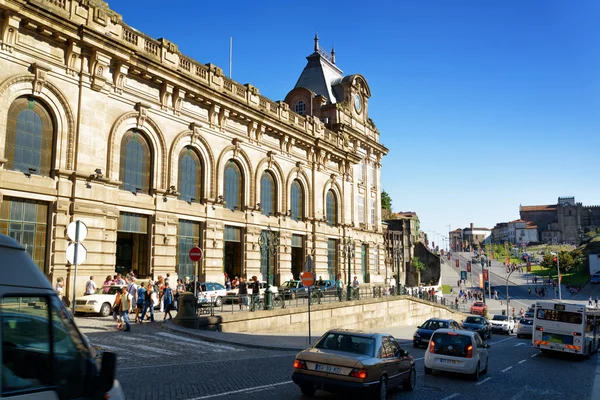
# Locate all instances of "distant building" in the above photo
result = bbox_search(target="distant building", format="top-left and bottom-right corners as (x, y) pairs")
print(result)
(384, 211), (420, 286)
(520, 197), (600, 244)
(448, 223), (490, 252)
(506, 220), (538, 245)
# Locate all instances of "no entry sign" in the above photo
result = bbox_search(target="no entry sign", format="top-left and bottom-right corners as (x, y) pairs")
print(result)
(189, 246), (203, 262)
(301, 271), (315, 287)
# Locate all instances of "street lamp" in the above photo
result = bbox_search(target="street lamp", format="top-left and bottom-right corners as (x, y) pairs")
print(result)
(258, 226), (278, 310)
(341, 237), (356, 301)
(480, 258), (487, 305)
(392, 241), (402, 295)
(506, 267), (515, 318)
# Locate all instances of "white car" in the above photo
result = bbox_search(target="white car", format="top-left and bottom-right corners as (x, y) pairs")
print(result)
(74, 286), (122, 316)
(225, 281), (278, 302)
(516, 318), (533, 338)
(489, 314), (516, 334)
(197, 282), (228, 307)
(424, 329), (489, 381)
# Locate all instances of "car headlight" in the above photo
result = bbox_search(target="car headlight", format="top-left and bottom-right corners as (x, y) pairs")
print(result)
(414, 332), (420, 338)
(88, 300), (98, 305)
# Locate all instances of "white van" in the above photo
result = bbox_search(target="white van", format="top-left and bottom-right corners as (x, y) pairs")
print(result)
(0, 233), (124, 399)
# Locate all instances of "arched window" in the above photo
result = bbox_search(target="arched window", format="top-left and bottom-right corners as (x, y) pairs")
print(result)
(294, 100), (306, 116)
(260, 171), (276, 216)
(290, 180), (303, 221)
(178, 147), (202, 202)
(6, 97), (54, 176)
(119, 130), (151, 193)
(224, 160), (242, 210)
(326, 190), (337, 226)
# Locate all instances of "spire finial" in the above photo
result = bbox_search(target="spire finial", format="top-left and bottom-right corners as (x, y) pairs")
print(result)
(314, 33), (319, 52)
(331, 44), (335, 64)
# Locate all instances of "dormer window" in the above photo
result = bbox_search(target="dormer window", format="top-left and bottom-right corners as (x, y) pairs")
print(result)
(294, 100), (306, 116)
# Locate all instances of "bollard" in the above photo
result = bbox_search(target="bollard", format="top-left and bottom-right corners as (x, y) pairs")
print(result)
(173, 292), (200, 329)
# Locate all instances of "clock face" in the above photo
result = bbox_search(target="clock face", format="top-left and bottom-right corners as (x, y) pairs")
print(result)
(354, 94), (361, 112)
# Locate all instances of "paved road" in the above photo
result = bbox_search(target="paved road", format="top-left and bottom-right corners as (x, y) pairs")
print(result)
(76, 315), (598, 400)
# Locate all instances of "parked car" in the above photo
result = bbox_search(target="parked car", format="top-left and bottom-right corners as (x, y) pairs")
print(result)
(413, 318), (461, 348)
(292, 329), (416, 399)
(516, 318), (534, 338)
(461, 316), (492, 340)
(74, 286), (122, 317)
(424, 329), (489, 381)
(489, 314), (516, 334)
(196, 282), (227, 307)
(225, 281), (278, 303)
(279, 280), (308, 299)
(470, 302), (488, 316)
(591, 273), (600, 284)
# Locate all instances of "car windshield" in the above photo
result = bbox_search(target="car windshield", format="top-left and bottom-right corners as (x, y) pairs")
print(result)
(421, 320), (449, 330)
(97, 287), (121, 295)
(283, 281), (298, 289)
(465, 317), (484, 324)
(473, 303), (484, 307)
(492, 315), (508, 321)
(431, 333), (472, 358)
(315, 333), (375, 357)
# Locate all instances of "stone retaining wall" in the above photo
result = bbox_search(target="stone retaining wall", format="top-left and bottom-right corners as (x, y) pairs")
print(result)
(199, 295), (466, 333)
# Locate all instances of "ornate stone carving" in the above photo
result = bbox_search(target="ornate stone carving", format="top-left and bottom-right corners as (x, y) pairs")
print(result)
(231, 138), (241, 159)
(90, 50), (110, 92)
(248, 121), (258, 143)
(189, 122), (202, 145)
(1, 13), (20, 53)
(160, 82), (173, 111)
(172, 87), (185, 115)
(31, 62), (52, 95)
(266, 151), (276, 170)
(209, 104), (220, 128)
(218, 107), (229, 132)
(135, 102), (151, 129)
(112, 61), (128, 94)
(65, 41), (82, 76)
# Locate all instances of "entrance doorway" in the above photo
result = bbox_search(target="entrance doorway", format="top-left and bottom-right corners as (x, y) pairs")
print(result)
(291, 234), (304, 280)
(224, 226), (243, 280)
(117, 212), (150, 277)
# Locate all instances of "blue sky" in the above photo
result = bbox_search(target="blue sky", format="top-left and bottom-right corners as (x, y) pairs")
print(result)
(111, 0), (599, 246)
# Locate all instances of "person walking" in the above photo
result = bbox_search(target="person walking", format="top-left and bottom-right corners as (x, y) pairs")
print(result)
(162, 282), (174, 321)
(119, 286), (132, 332)
(84, 276), (96, 295)
(103, 275), (112, 293)
(250, 276), (260, 311)
(589, 296), (593, 307)
(238, 277), (248, 310)
(336, 274), (344, 301)
(141, 284), (155, 322)
(595, 297), (599, 308)
(390, 276), (396, 295)
(175, 279), (185, 310)
(112, 290), (123, 330)
(135, 282), (146, 323)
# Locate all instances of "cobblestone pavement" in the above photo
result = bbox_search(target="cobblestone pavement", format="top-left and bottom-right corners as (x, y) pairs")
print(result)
(75, 314), (598, 400)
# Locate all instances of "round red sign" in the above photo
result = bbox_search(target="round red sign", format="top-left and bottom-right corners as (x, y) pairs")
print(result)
(188, 246), (203, 262)
(301, 271), (315, 287)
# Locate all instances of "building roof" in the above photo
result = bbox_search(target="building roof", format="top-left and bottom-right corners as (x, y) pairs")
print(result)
(520, 205), (557, 212)
(526, 222), (538, 229)
(293, 35), (344, 104)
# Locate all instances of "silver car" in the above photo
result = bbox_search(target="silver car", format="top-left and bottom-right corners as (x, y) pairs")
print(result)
(516, 318), (533, 338)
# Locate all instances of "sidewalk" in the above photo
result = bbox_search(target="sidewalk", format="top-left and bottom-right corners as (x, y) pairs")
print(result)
(163, 320), (418, 352)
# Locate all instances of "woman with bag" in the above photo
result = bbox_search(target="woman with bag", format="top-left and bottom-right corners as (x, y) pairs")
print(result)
(112, 290), (123, 330)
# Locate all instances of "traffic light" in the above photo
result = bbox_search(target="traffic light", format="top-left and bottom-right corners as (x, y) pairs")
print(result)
(553, 256), (557, 264)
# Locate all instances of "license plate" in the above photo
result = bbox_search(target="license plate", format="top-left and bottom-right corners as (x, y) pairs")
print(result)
(315, 364), (342, 374)
(439, 358), (458, 364)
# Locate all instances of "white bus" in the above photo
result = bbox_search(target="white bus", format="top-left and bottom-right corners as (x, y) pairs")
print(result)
(532, 300), (600, 357)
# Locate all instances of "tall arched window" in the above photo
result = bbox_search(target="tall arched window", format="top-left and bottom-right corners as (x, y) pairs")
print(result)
(6, 97), (54, 176)
(290, 180), (303, 221)
(224, 160), (242, 210)
(119, 130), (151, 193)
(326, 190), (337, 226)
(260, 171), (276, 216)
(178, 147), (202, 202)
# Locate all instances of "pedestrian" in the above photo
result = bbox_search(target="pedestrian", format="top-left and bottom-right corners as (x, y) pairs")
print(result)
(141, 284), (155, 322)
(164, 273), (171, 285)
(595, 297), (599, 308)
(590, 296), (593, 307)
(119, 286), (132, 332)
(103, 275), (112, 293)
(528, 287), (531, 295)
(455, 297), (459, 308)
(250, 276), (260, 311)
(162, 282), (174, 321)
(225, 277), (231, 291)
(390, 276), (396, 295)
(135, 282), (146, 323)
(84, 276), (96, 295)
(175, 278), (185, 310)
(336, 274), (344, 301)
(232, 276), (239, 288)
(184, 276), (192, 292)
(112, 290), (123, 330)
(238, 277), (248, 309)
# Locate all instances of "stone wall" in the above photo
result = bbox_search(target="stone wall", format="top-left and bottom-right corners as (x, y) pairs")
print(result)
(201, 296), (466, 333)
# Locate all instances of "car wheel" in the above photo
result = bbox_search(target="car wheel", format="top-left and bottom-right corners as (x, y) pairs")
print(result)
(214, 296), (222, 307)
(424, 366), (432, 375)
(403, 367), (416, 391)
(377, 375), (387, 400)
(300, 384), (315, 397)
(482, 358), (488, 375)
(100, 302), (111, 317)
(471, 362), (480, 381)
(413, 341), (419, 348)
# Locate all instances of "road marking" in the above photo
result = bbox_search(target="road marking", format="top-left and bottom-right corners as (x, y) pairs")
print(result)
(501, 366), (512, 372)
(440, 394), (460, 400)
(514, 343), (526, 347)
(185, 381), (293, 399)
(488, 336), (515, 345)
(155, 332), (238, 351)
(530, 354), (537, 358)
(475, 377), (492, 386)
(518, 359), (527, 364)
(133, 344), (179, 356)
(414, 357), (424, 361)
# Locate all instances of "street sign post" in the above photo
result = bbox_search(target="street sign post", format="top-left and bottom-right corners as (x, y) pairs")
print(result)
(301, 270), (315, 344)
(67, 220), (87, 315)
(188, 246), (203, 304)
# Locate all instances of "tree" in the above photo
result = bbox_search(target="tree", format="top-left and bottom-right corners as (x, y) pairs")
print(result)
(381, 190), (396, 220)
(413, 258), (425, 285)
(540, 251), (576, 272)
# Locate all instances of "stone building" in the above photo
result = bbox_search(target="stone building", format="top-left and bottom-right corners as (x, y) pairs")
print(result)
(0, 0), (387, 296)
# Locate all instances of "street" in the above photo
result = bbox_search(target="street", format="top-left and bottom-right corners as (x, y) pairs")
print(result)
(77, 315), (598, 400)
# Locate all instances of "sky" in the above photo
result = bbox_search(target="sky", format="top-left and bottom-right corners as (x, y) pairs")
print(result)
(110, 0), (600, 247)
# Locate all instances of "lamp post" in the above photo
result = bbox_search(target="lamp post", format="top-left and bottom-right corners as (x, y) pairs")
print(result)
(258, 227), (278, 310)
(506, 268), (515, 318)
(341, 237), (355, 301)
(393, 242), (402, 295)
(481, 258), (487, 305)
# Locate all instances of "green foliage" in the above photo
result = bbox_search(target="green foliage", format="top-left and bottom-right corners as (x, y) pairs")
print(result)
(596, 227), (600, 234)
(381, 190), (392, 211)
(540, 251), (576, 272)
(413, 259), (425, 271)
(441, 284), (452, 294)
